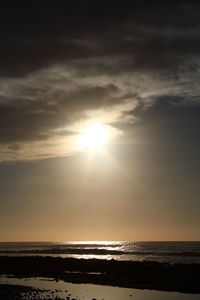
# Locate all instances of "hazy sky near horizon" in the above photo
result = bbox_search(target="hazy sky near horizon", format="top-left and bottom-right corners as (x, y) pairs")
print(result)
(0, 1), (200, 241)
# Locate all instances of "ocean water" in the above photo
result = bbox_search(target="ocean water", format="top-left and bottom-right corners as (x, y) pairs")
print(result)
(0, 241), (199, 264)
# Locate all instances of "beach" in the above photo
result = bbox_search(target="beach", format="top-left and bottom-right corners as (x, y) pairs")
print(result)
(1, 277), (200, 300)
(0, 242), (199, 299)
(0, 256), (200, 299)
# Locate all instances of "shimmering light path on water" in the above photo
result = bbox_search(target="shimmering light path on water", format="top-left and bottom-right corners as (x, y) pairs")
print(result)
(0, 241), (200, 264)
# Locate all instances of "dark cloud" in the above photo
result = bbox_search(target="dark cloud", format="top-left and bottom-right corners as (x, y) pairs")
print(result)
(0, 1), (199, 77)
(0, 1), (200, 161)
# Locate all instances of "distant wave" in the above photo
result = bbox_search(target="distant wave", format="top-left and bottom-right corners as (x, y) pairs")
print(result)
(0, 248), (123, 255)
(0, 248), (199, 257)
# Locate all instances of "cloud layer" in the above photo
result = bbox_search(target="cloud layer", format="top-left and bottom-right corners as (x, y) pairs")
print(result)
(1, 1), (200, 162)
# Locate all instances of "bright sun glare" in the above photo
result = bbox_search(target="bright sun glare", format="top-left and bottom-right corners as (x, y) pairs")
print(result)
(78, 122), (111, 151)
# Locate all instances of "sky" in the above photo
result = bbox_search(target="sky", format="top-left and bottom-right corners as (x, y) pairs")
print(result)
(0, 1), (200, 241)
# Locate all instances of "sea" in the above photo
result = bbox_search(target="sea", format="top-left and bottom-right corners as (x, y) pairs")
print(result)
(0, 241), (199, 264)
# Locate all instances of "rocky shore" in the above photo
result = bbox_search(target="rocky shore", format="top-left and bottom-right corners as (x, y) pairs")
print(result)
(0, 256), (199, 294)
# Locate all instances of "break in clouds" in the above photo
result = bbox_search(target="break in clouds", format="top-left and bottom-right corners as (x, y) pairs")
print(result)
(1, 1), (200, 162)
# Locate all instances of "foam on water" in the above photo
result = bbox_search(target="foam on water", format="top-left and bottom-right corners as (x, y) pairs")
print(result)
(0, 241), (199, 264)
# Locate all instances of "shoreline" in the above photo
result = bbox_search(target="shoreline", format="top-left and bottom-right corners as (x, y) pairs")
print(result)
(0, 256), (199, 294)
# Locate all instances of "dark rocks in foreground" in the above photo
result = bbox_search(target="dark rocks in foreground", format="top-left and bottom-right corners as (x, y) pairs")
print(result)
(0, 284), (51, 300)
(0, 256), (199, 294)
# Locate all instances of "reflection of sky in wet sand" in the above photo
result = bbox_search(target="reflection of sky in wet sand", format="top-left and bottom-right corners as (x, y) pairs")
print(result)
(0, 276), (199, 300)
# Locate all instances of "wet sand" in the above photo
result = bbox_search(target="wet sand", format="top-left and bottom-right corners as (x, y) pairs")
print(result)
(0, 256), (199, 295)
(1, 277), (200, 300)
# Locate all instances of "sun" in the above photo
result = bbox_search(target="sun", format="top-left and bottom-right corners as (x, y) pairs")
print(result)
(77, 122), (111, 151)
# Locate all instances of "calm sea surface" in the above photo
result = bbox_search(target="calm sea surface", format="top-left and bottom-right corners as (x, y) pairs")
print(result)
(0, 241), (199, 264)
